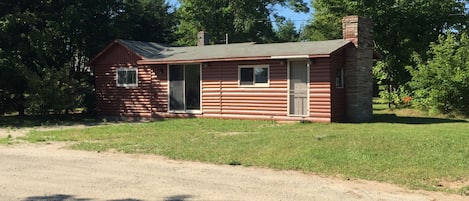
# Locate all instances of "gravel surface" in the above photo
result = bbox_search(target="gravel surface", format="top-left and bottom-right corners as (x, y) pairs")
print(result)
(0, 142), (467, 201)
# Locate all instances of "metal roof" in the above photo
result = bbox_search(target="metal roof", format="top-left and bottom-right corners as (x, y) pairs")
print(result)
(117, 39), (352, 63)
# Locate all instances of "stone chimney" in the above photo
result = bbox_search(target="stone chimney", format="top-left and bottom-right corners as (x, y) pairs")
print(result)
(197, 31), (209, 46)
(342, 16), (374, 122)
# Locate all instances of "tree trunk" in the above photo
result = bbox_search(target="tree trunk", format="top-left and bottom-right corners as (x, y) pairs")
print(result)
(17, 94), (25, 116)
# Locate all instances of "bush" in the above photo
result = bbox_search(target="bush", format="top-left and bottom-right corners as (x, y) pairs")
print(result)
(25, 66), (92, 115)
(408, 32), (469, 115)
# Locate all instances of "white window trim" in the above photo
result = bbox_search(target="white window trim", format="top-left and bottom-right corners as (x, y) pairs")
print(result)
(116, 67), (138, 87)
(238, 64), (270, 87)
(167, 63), (203, 114)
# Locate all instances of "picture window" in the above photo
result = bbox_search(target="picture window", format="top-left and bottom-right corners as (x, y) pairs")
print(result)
(239, 65), (269, 87)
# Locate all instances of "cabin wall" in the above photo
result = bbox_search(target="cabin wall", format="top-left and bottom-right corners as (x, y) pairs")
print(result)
(309, 58), (333, 122)
(330, 49), (347, 122)
(201, 60), (289, 120)
(92, 44), (340, 122)
(198, 58), (336, 122)
(149, 65), (168, 114)
(93, 44), (154, 118)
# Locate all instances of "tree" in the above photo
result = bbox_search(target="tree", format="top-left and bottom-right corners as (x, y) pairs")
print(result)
(175, 0), (309, 45)
(113, 0), (176, 43)
(408, 33), (469, 115)
(0, 0), (176, 115)
(275, 18), (300, 42)
(303, 0), (468, 107)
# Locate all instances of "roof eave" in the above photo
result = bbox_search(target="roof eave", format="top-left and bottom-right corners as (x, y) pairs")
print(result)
(329, 41), (355, 56)
(87, 40), (119, 66)
(115, 40), (146, 60)
(138, 56), (271, 65)
(137, 54), (332, 65)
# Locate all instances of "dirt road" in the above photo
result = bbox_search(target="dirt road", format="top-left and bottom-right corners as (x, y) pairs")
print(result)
(0, 143), (466, 201)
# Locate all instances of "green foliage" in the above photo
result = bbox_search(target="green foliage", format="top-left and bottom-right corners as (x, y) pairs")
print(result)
(377, 85), (411, 108)
(25, 67), (86, 115)
(275, 18), (300, 42)
(113, 0), (176, 43)
(175, 0), (308, 45)
(24, 117), (469, 192)
(304, 0), (468, 99)
(0, 0), (176, 115)
(408, 33), (469, 115)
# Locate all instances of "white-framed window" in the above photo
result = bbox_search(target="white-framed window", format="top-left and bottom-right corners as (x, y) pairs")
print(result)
(116, 68), (138, 87)
(336, 68), (344, 88)
(238, 65), (269, 87)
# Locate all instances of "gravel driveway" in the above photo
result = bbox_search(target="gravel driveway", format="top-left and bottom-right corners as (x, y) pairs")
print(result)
(0, 142), (466, 201)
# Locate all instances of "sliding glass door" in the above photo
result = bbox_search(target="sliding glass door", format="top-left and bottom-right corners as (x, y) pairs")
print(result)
(169, 64), (201, 112)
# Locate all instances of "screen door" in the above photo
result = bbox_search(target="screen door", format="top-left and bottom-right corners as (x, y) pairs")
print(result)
(289, 61), (308, 116)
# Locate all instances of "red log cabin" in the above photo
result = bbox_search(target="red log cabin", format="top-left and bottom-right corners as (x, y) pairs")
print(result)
(88, 16), (375, 123)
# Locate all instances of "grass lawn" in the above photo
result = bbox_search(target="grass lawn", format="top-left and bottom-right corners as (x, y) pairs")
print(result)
(18, 104), (469, 194)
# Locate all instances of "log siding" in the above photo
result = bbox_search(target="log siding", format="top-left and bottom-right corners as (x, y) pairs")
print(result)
(93, 44), (154, 118)
(309, 58), (332, 122)
(201, 60), (288, 119)
(90, 41), (355, 122)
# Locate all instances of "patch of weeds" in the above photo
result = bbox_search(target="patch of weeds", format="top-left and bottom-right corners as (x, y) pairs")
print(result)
(0, 137), (11, 145)
(101, 118), (108, 125)
(228, 160), (242, 166)
(24, 134), (55, 143)
(459, 186), (469, 196)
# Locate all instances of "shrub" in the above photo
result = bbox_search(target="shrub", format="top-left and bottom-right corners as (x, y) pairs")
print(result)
(408, 32), (469, 115)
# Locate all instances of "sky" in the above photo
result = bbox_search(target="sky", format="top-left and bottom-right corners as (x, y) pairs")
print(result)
(164, 0), (313, 30)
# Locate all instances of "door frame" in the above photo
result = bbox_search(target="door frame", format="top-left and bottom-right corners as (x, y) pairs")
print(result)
(287, 59), (310, 117)
(167, 63), (202, 114)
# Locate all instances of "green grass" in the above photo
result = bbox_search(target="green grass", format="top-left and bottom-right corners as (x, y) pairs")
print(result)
(0, 137), (11, 145)
(22, 105), (469, 194)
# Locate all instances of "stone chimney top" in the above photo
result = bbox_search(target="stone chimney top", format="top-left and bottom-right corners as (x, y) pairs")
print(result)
(342, 16), (373, 48)
(197, 31), (209, 46)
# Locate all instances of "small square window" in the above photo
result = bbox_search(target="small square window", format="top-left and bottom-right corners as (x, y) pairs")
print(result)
(239, 65), (269, 87)
(336, 68), (344, 88)
(116, 68), (138, 87)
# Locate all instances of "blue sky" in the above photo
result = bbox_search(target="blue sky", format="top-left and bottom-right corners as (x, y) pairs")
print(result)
(272, 3), (313, 29)
(165, 0), (313, 30)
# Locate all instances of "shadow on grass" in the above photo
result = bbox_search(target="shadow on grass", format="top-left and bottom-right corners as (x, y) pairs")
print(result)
(0, 114), (99, 128)
(372, 114), (468, 124)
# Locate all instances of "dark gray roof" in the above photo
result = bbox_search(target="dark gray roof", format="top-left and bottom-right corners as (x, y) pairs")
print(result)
(117, 39), (352, 62)
(117, 39), (168, 59)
